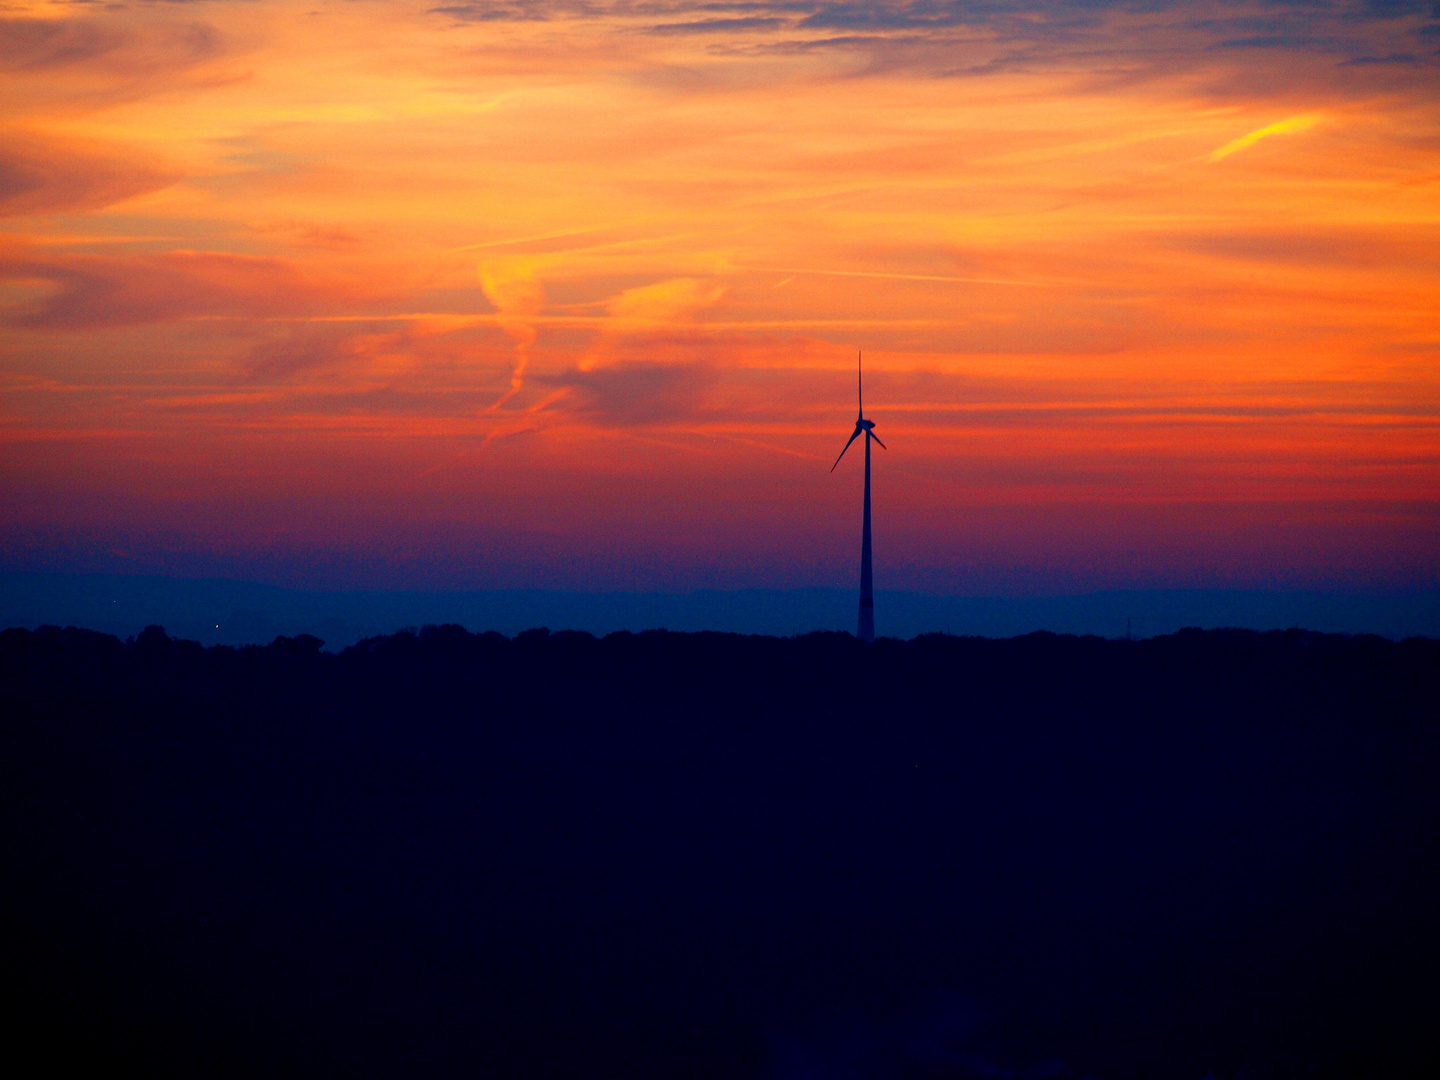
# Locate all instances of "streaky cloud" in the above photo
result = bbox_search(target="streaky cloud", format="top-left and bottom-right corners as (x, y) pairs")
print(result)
(428, 0), (598, 22)
(0, 14), (225, 73)
(646, 15), (790, 32)
(1208, 112), (1321, 160)
(0, 15), (131, 71)
(1, 250), (372, 330)
(420, 0), (1440, 83)
(0, 134), (178, 218)
(555, 360), (714, 425)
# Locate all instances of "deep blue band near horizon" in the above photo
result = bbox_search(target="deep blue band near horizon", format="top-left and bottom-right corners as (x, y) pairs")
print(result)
(3, 571), (1437, 649)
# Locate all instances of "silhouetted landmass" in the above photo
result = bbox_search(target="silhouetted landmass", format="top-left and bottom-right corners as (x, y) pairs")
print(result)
(3, 624), (1438, 1080)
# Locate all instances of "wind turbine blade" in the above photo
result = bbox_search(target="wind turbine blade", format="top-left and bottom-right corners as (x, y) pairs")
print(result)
(869, 431), (887, 450)
(857, 350), (863, 418)
(831, 427), (862, 471)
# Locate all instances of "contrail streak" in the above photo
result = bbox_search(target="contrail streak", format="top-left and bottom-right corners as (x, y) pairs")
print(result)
(1209, 114), (1321, 162)
(731, 265), (1041, 286)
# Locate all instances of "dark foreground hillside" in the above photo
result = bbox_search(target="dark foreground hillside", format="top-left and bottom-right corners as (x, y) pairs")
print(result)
(3, 625), (1437, 1080)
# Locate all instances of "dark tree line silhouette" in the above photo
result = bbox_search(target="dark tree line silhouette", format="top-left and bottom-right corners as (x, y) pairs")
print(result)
(3, 623), (1438, 1079)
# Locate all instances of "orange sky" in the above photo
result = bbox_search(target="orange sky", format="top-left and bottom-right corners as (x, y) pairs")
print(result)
(2, 0), (1438, 591)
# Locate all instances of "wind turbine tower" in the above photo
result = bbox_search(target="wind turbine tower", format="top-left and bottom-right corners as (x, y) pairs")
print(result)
(832, 351), (886, 642)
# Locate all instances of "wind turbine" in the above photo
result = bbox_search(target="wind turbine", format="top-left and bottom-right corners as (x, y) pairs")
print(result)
(831, 351), (886, 642)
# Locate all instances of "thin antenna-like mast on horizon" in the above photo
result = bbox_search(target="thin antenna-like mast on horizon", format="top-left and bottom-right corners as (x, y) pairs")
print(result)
(831, 350), (885, 642)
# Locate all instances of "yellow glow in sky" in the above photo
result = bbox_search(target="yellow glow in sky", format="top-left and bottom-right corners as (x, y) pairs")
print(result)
(1209, 114), (1323, 162)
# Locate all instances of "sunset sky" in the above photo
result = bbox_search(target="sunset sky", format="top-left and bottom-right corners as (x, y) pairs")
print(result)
(3, 0), (1438, 593)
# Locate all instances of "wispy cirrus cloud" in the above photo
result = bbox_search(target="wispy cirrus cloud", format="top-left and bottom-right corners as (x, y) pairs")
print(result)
(242, 324), (398, 380)
(428, 0), (594, 22)
(555, 360), (715, 425)
(1165, 223), (1440, 269)
(0, 12), (234, 115)
(1208, 112), (1321, 160)
(426, 0), (1440, 101)
(0, 14), (226, 74)
(427, 0), (1440, 65)
(0, 133), (178, 217)
(1, 249), (375, 330)
(0, 14), (130, 71)
(479, 257), (547, 407)
(646, 16), (790, 34)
